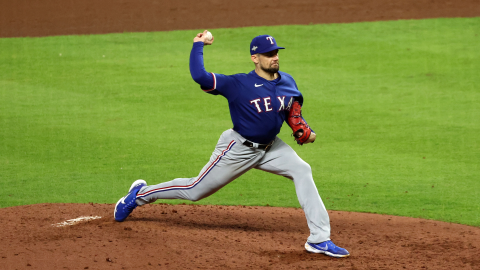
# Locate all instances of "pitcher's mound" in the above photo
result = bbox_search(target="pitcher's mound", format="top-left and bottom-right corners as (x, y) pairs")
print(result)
(1, 203), (479, 269)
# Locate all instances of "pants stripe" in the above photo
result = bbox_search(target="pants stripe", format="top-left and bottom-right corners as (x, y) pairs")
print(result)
(136, 140), (236, 198)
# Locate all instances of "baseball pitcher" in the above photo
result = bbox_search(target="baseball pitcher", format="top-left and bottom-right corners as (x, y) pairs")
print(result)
(114, 30), (350, 257)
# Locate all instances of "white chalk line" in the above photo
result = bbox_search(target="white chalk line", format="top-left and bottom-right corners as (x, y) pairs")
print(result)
(52, 216), (102, 227)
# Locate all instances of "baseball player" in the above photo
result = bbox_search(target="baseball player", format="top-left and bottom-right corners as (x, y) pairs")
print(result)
(114, 30), (350, 257)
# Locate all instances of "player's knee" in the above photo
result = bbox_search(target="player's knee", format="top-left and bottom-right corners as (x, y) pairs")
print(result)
(297, 160), (312, 172)
(189, 195), (203, 202)
(187, 190), (212, 202)
(187, 193), (203, 202)
(291, 161), (312, 178)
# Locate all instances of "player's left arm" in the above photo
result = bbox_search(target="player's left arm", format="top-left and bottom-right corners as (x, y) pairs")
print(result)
(287, 100), (316, 145)
(288, 79), (316, 144)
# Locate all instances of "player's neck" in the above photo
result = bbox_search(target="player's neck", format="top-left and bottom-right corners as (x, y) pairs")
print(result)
(255, 68), (279, 81)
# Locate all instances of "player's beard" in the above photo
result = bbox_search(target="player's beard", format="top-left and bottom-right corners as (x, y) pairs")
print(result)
(261, 62), (279, 74)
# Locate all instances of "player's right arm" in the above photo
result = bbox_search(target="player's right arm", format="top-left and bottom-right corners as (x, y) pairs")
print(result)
(190, 30), (217, 93)
(189, 31), (238, 100)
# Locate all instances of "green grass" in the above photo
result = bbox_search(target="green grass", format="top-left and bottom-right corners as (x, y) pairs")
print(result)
(1, 17), (479, 226)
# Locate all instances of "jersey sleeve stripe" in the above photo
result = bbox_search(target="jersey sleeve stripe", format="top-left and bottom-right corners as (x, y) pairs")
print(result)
(202, 73), (217, 92)
(135, 140), (236, 198)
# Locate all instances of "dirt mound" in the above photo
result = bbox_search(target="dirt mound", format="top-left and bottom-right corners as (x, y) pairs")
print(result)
(1, 203), (479, 269)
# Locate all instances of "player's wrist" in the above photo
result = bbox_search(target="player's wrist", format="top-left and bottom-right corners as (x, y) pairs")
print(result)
(306, 132), (316, 143)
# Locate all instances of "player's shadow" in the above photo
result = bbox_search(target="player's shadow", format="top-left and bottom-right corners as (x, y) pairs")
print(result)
(131, 215), (307, 233)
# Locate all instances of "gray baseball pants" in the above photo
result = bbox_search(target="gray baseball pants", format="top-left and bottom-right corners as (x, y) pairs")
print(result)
(135, 129), (331, 243)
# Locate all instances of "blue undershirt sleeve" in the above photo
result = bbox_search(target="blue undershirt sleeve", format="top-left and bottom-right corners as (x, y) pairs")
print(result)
(302, 116), (315, 134)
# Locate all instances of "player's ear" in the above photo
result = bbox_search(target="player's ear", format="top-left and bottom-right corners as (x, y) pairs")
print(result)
(251, 54), (259, 64)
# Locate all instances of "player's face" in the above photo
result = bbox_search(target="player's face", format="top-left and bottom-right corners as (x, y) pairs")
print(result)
(258, 49), (279, 74)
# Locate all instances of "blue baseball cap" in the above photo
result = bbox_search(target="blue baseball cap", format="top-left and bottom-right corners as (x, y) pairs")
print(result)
(250, 35), (285, 55)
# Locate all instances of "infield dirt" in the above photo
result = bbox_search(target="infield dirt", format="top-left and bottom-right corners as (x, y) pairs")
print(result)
(1, 0), (480, 38)
(1, 0), (480, 269)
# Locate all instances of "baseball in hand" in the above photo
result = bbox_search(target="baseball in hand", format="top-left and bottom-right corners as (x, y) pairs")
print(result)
(204, 31), (213, 41)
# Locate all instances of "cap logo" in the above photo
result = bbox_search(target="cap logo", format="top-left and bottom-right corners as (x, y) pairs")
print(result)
(252, 46), (258, 51)
(266, 36), (274, 44)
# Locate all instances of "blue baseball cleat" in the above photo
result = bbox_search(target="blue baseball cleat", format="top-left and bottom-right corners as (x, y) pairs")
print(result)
(305, 240), (350, 258)
(114, 179), (147, 222)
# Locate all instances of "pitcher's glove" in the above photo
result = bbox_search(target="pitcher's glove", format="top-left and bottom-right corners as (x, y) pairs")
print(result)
(287, 101), (312, 145)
